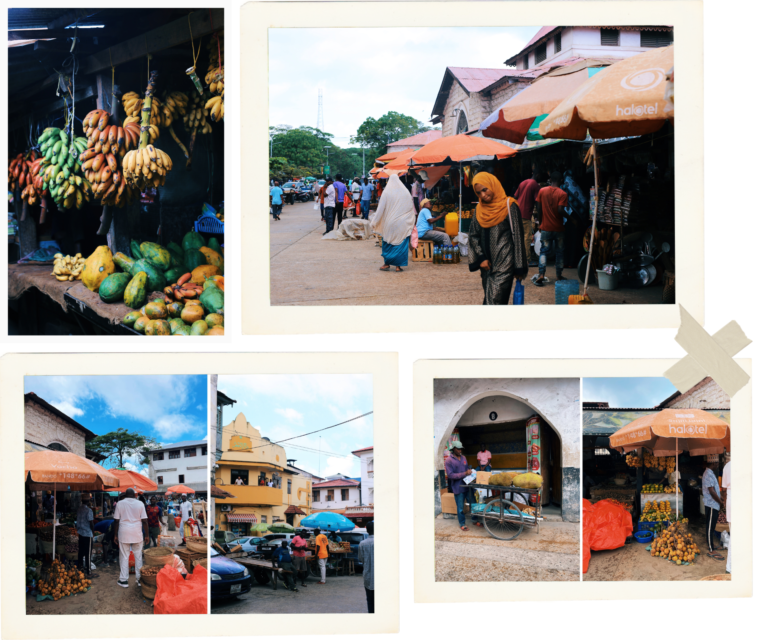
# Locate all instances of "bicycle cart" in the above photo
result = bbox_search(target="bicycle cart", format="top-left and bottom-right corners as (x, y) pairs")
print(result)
(467, 483), (543, 540)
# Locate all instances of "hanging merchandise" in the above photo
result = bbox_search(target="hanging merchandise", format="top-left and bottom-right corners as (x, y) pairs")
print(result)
(8, 151), (42, 206)
(204, 31), (225, 121)
(183, 91), (214, 135)
(121, 93), (161, 144)
(36, 127), (92, 210)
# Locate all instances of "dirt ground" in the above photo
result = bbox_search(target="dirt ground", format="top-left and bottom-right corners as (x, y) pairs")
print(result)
(584, 523), (730, 581)
(270, 201), (666, 306)
(435, 513), (580, 582)
(211, 574), (370, 614)
(26, 518), (207, 615)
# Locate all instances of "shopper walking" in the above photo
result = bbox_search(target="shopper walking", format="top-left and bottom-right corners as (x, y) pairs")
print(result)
(358, 521), (375, 613)
(360, 178), (373, 220)
(75, 494), (96, 576)
(702, 457), (725, 559)
(444, 442), (473, 531)
(270, 180), (283, 220)
(113, 488), (148, 588)
(314, 528), (329, 584)
(146, 496), (162, 547)
(333, 174), (348, 226)
(323, 178), (336, 234)
(514, 170), (541, 267)
(179, 494), (193, 544)
(533, 171), (568, 286)
(369, 174), (416, 272)
(290, 533), (309, 587)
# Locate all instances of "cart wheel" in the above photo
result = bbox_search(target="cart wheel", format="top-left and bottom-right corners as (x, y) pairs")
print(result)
(482, 499), (524, 540)
(309, 561), (320, 578)
(253, 569), (270, 585)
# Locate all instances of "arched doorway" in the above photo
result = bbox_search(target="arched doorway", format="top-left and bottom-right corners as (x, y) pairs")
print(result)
(437, 392), (565, 518)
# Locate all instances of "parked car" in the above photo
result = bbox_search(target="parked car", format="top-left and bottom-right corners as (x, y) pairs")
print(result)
(210, 546), (252, 600)
(214, 530), (241, 545)
(337, 529), (369, 569)
(259, 533), (298, 559)
(231, 536), (268, 554)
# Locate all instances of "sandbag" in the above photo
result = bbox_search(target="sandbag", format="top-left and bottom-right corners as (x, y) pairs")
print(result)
(488, 472), (514, 486)
(322, 219), (373, 241)
(512, 472), (542, 489)
(154, 564), (207, 615)
(583, 498), (633, 574)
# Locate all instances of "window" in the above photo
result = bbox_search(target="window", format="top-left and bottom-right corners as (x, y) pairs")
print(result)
(202, 446), (207, 456)
(169, 450), (180, 460)
(456, 110), (468, 135)
(287, 480), (292, 495)
(524, 54), (529, 69)
(157, 475), (163, 485)
(369, 488), (374, 503)
(178, 474), (185, 483)
(184, 448), (197, 458)
(231, 470), (249, 485)
(341, 489), (349, 501)
(535, 43), (547, 64)
(554, 32), (562, 53)
(261, 515), (267, 523)
(48, 443), (68, 452)
(153, 452), (164, 461)
(367, 458), (374, 477)
(272, 516), (281, 523)
(312, 490), (320, 502)
(601, 28), (620, 46)
(641, 30), (673, 48)
(327, 490), (334, 502)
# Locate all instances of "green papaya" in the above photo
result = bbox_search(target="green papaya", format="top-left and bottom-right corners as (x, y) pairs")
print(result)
(122, 310), (144, 327)
(168, 241), (184, 256)
(190, 320), (209, 335)
(130, 239), (143, 260)
(199, 283), (224, 315)
(164, 268), (185, 284)
(145, 300), (168, 320)
(167, 301), (184, 318)
(130, 259), (167, 292)
(182, 231), (206, 252)
(169, 318), (186, 334)
(207, 237), (223, 254)
(133, 315), (150, 334)
(113, 252), (136, 274)
(98, 272), (131, 303)
(124, 272), (148, 309)
(139, 242), (172, 270)
(174, 325), (192, 336)
(205, 313), (224, 328)
(145, 319), (171, 336)
(184, 249), (207, 272)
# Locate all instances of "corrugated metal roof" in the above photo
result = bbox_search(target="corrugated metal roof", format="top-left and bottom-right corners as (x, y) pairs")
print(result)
(155, 439), (208, 451)
(448, 67), (521, 93)
(312, 478), (360, 488)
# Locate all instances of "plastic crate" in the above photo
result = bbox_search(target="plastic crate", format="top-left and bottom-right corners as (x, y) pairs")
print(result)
(637, 519), (670, 533)
(194, 212), (224, 235)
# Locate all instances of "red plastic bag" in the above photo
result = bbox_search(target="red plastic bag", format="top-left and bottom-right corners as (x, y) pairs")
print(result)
(154, 564), (208, 615)
(174, 516), (181, 527)
(583, 498), (633, 573)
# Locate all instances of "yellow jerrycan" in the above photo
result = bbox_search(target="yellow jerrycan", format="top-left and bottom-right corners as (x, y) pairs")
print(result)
(444, 211), (459, 237)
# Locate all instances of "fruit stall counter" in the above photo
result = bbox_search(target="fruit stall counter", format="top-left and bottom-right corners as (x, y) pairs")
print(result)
(639, 492), (683, 513)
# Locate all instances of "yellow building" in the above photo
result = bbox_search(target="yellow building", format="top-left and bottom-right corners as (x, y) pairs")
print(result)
(214, 413), (312, 536)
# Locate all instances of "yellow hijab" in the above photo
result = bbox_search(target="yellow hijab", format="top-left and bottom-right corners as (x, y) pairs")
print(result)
(473, 172), (515, 229)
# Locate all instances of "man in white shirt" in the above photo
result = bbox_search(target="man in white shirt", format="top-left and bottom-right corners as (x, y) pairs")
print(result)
(180, 494), (193, 544)
(235, 476), (245, 485)
(722, 458), (731, 573)
(113, 489), (149, 588)
(323, 177), (336, 235)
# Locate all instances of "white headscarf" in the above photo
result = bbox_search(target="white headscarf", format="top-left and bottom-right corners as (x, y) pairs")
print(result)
(368, 174), (416, 245)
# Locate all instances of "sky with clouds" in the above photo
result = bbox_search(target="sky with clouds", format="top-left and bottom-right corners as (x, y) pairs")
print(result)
(269, 26), (538, 147)
(218, 374), (373, 479)
(25, 375), (208, 475)
(583, 377), (678, 409)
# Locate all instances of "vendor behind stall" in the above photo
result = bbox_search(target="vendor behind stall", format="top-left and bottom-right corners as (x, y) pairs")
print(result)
(75, 494), (95, 577)
(415, 199), (449, 245)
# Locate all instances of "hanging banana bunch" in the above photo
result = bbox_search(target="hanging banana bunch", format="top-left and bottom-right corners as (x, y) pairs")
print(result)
(161, 91), (189, 127)
(122, 71), (174, 190)
(205, 31), (224, 121)
(183, 90), (213, 135)
(122, 92), (161, 143)
(36, 127), (92, 210)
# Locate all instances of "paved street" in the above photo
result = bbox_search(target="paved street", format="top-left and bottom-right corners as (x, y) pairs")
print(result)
(211, 574), (370, 614)
(270, 201), (664, 306)
(435, 514), (580, 582)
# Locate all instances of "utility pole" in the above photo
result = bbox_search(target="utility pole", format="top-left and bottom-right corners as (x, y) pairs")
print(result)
(317, 88), (324, 131)
(323, 146), (330, 177)
(362, 147), (365, 177)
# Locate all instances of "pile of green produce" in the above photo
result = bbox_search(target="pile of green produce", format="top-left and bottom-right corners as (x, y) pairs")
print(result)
(79, 230), (224, 335)
(36, 127), (92, 210)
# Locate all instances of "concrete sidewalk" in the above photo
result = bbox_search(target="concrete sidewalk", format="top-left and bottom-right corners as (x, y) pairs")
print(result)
(270, 201), (665, 306)
(435, 514), (580, 582)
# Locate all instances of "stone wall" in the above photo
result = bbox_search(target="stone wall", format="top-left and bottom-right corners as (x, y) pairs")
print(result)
(664, 378), (730, 410)
(486, 81), (527, 114)
(433, 378), (581, 522)
(24, 400), (86, 457)
(441, 80), (528, 136)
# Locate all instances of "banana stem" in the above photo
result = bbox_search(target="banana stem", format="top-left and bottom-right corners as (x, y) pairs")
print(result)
(139, 70), (159, 150)
(186, 128), (198, 170)
(168, 124), (190, 160)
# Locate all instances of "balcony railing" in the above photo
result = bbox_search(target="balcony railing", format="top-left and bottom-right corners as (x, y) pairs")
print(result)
(219, 485), (281, 506)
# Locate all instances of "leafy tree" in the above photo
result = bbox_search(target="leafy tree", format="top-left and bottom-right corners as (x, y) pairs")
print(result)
(351, 111), (434, 158)
(88, 428), (160, 468)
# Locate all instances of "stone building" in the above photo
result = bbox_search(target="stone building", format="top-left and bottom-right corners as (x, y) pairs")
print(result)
(433, 379), (581, 522)
(24, 392), (97, 459)
(657, 378), (729, 411)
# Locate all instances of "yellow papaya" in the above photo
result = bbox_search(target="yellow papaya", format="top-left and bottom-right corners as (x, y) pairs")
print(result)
(199, 246), (224, 274)
(81, 246), (115, 292)
(190, 264), (220, 284)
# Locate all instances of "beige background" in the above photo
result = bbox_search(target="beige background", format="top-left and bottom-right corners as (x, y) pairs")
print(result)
(1, 352), (399, 637)
(243, 0), (704, 334)
(413, 358), (752, 601)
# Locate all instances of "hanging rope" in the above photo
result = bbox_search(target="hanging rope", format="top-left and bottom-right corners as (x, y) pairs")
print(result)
(209, 10), (222, 72)
(188, 13), (202, 69)
(145, 35), (152, 84)
(109, 48), (116, 99)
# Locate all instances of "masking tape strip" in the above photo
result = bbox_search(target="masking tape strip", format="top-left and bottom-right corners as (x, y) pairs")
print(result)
(665, 305), (751, 397)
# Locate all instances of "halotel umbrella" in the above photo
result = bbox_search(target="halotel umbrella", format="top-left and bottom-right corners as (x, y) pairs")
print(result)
(406, 134), (517, 230)
(539, 45), (674, 296)
(609, 408), (730, 520)
(479, 59), (614, 144)
(299, 511), (356, 532)
(25, 450), (121, 556)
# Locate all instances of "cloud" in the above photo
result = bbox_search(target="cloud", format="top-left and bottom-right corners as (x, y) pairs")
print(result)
(274, 408), (304, 425)
(50, 400), (84, 418)
(321, 454), (359, 478)
(221, 374), (372, 408)
(154, 414), (205, 441)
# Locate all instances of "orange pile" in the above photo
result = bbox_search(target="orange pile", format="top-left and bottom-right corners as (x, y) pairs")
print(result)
(650, 524), (700, 565)
(37, 559), (92, 601)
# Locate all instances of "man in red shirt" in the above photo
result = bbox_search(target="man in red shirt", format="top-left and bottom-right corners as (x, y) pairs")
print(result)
(514, 170), (541, 267)
(534, 171), (568, 286)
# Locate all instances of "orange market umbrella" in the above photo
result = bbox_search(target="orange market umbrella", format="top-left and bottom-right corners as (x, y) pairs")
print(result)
(381, 148), (418, 173)
(610, 408), (730, 519)
(165, 484), (196, 494)
(408, 134), (516, 165)
(104, 468), (158, 494)
(375, 148), (413, 163)
(25, 450), (122, 553)
(480, 62), (614, 144)
(538, 46), (674, 297)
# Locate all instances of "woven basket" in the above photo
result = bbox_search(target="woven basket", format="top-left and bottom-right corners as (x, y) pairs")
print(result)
(140, 572), (158, 587)
(186, 538), (208, 554)
(141, 582), (157, 599)
(700, 574), (731, 581)
(193, 558), (208, 571)
(663, 270), (675, 304)
(143, 547), (174, 567)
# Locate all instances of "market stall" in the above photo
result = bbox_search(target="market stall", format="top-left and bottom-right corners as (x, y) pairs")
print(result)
(8, 8), (225, 335)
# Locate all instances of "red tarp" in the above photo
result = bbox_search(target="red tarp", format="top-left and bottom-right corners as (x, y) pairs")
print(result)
(154, 564), (208, 615)
(583, 498), (633, 574)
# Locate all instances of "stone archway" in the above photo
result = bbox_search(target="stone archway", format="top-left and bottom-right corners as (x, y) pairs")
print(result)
(47, 442), (69, 452)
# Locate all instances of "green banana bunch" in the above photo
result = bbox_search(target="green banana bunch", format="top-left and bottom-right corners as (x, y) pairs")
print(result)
(36, 128), (91, 210)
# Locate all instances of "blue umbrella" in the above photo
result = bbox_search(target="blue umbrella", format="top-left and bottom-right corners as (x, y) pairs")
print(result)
(299, 512), (355, 532)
